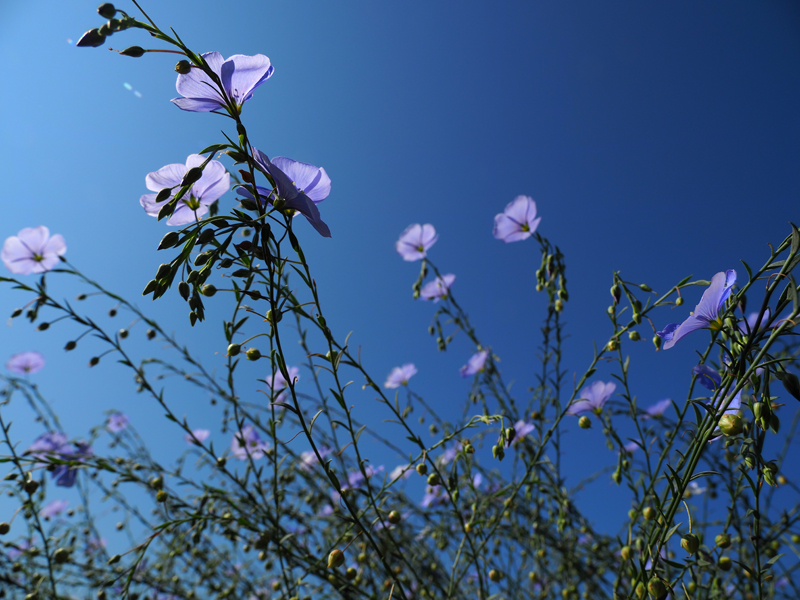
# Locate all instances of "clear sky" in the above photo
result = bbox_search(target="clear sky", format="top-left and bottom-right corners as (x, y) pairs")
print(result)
(1, 0), (799, 532)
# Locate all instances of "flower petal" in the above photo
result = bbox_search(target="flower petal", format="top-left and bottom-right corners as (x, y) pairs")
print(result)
(174, 51), (226, 110)
(661, 314), (707, 350)
(146, 163), (187, 192)
(220, 54), (274, 106)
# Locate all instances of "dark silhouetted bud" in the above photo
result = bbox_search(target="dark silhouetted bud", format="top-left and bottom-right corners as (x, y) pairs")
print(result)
(97, 3), (116, 18)
(158, 231), (180, 250)
(155, 187), (172, 203)
(175, 60), (192, 74)
(89, 356), (100, 367)
(24, 479), (39, 494)
(388, 510), (401, 524)
(36, 322), (49, 331)
(119, 329), (128, 339)
(157, 200), (175, 221)
(11, 308), (22, 318)
(219, 258), (233, 268)
(718, 556), (732, 571)
(198, 228), (215, 244)
(77, 28), (106, 48)
(65, 341), (77, 351)
(120, 46), (145, 58)
(155, 263), (171, 280)
(178, 281), (190, 301)
(182, 167), (203, 186)
(146, 329), (156, 340)
(0, 522), (9, 535)
(54, 548), (70, 563)
(194, 252), (212, 266)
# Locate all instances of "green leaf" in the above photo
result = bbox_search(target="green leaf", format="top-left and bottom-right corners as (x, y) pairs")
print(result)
(309, 409), (324, 432)
(198, 143), (230, 155)
(740, 259), (753, 281)
(774, 371), (800, 402)
(790, 222), (800, 255)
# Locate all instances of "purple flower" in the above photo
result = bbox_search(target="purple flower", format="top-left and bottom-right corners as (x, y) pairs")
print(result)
(52, 442), (93, 488)
(267, 366), (300, 401)
(2, 226), (66, 275)
(384, 363), (417, 389)
(299, 447), (330, 471)
(437, 446), (458, 465)
(106, 412), (129, 433)
(509, 419), (536, 446)
(641, 399), (672, 420)
(6, 351), (45, 375)
(460, 349), (489, 378)
(40, 500), (68, 519)
(566, 381), (616, 415)
(231, 425), (270, 460)
(396, 224), (438, 261)
(623, 440), (641, 454)
(185, 428), (210, 445)
(693, 364), (742, 439)
(243, 148), (331, 237)
(27, 431), (69, 459)
(421, 485), (447, 508)
(389, 464), (412, 481)
(139, 154), (230, 226)
(344, 465), (383, 489)
(493, 196), (541, 243)
(741, 308), (772, 334)
(657, 270), (736, 350)
(172, 52), (274, 113)
(420, 274), (455, 302)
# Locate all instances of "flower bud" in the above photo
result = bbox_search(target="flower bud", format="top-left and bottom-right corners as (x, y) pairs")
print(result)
(24, 479), (39, 494)
(753, 401), (771, 431)
(639, 283), (652, 292)
(763, 461), (778, 487)
(680, 533), (699, 555)
(610, 284), (622, 305)
(155, 263), (171, 280)
(628, 330), (641, 341)
(578, 416), (592, 429)
(77, 28), (106, 47)
(97, 3), (116, 18)
(718, 414), (743, 436)
(216, 456), (226, 468)
(11, 308), (22, 318)
(620, 545), (631, 561)
(65, 341), (77, 351)
(488, 569), (503, 582)
(718, 556), (732, 571)
(715, 533), (731, 548)
(0, 522), (9, 535)
(647, 578), (667, 599)
(267, 309), (282, 324)
(194, 252), (212, 266)
(156, 490), (168, 503)
(506, 426), (516, 443)
(642, 507), (655, 521)
(178, 281), (190, 301)
(182, 167), (203, 186)
(327, 549), (345, 569)
(416, 463), (428, 476)
(175, 60), (192, 74)
(652, 335), (662, 350)
(201, 284), (217, 297)
(388, 510), (401, 524)
(635, 582), (646, 599)
(227, 343), (241, 357)
(427, 473), (440, 486)
(246, 348), (261, 361)
(120, 46), (145, 58)
(89, 356), (100, 367)
(158, 231), (180, 250)
(36, 322), (49, 331)
(147, 329), (156, 340)
(606, 339), (619, 352)
(492, 444), (505, 461)
(54, 548), (70, 563)
(119, 328), (128, 339)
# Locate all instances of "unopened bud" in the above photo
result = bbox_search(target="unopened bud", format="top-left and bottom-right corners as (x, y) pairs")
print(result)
(578, 416), (592, 429)
(227, 343), (241, 357)
(120, 46), (145, 58)
(642, 507), (655, 521)
(97, 3), (116, 19)
(11, 308), (22, 318)
(76, 28), (106, 48)
(652, 335), (662, 350)
(146, 329), (156, 340)
(610, 284), (622, 305)
(427, 473), (440, 486)
(24, 479), (39, 494)
(0, 522), (9, 535)
(639, 284), (652, 292)
(65, 341), (77, 351)
(158, 230), (180, 250)
(178, 281), (190, 301)
(628, 330), (640, 341)
(489, 569), (503, 582)
(715, 533), (731, 548)
(388, 510), (401, 524)
(718, 556), (732, 571)
(175, 60), (192, 74)
(647, 577), (667, 599)
(54, 548), (70, 563)
(246, 348), (261, 361)
(415, 463), (428, 476)
(620, 545), (631, 561)
(267, 309), (282, 323)
(155, 263), (171, 280)
(182, 167), (203, 186)
(156, 490), (167, 503)
(201, 284), (217, 297)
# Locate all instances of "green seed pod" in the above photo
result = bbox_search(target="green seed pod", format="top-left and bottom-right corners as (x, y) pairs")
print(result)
(388, 510), (401, 524)
(489, 569), (503, 582)
(715, 533), (731, 548)
(642, 507), (655, 521)
(620, 546), (631, 561)
(175, 60), (192, 74)
(718, 414), (743, 436)
(120, 46), (145, 58)
(345, 567), (357, 580)
(194, 252), (212, 266)
(675, 296), (684, 306)
(628, 330), (641, 341)
(415, 463), (428, 476)
(227, 343), (241, 357)
(427, 473), (440, 486)
(635, 582), (646, 599)
(156, 490), (168, 503)
(201, 284), (217, 297)
(718, 556), (732, 571)
(267, 309), (282, 323)
(680, 533), (699, 555)
(246, 348), (261, 361)
(578, 416), (592, 429)
(647, 577), (667, 599)
(97, 3), (116, 19)
(327, 549), (345, 569)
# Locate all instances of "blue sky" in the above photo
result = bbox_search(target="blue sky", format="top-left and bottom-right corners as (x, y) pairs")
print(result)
(1, 0), (799, 533)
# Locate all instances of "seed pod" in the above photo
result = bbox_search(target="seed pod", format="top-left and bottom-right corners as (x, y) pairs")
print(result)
(175, 60), (192, 74)
(97, 3), (116, 18)
(201, 284), (217, 297)
(327, 549), (345, 569)
(120, 46), (145, 58)
(715, 533), (731, 548)
(718, 414), (743, 436)
(578, 416), (592, 429)
(76, 28), (106, 48)
(647, 577), (667, 599)
(680, 534), (699, 555)
(227, 344), (241, 357)
(388, 510), (401, 524)
(415, 463), (428, 476)
(427, 473), (440, 486)
(246, 348), (261, 361)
